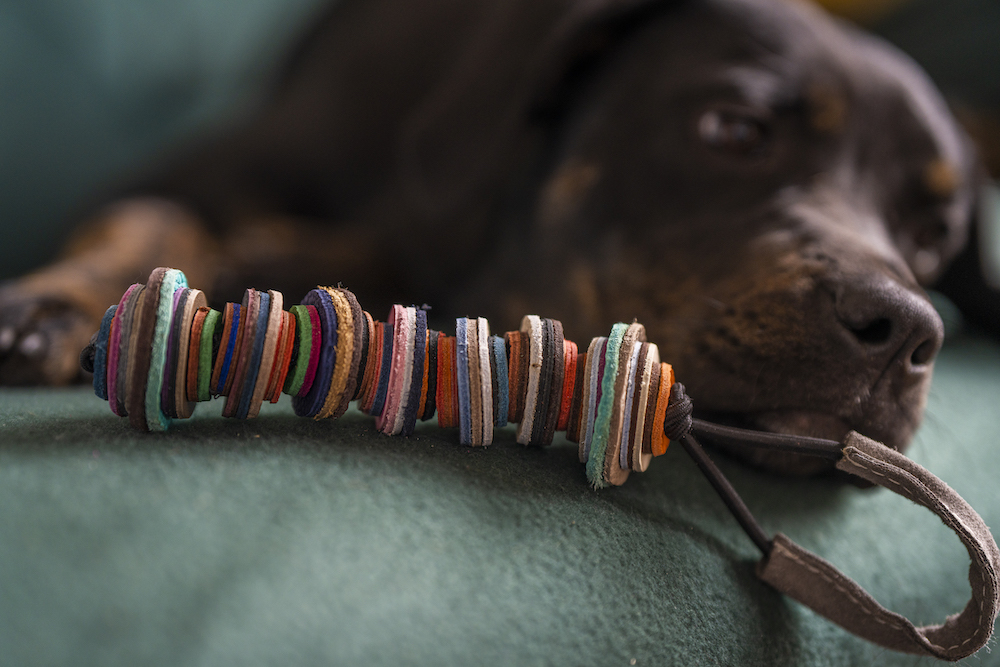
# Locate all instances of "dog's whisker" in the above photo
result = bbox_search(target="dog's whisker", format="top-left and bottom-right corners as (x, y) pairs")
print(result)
(701, 297), (730, 312)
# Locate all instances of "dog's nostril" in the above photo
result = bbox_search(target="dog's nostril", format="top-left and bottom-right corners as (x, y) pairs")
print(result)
(911, 339), (936, 366)
(849, 317), (892, 345)
(833, 277), (944, 376)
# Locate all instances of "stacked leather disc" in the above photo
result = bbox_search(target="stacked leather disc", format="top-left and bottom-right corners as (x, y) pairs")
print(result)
(85, 267), (677, 487)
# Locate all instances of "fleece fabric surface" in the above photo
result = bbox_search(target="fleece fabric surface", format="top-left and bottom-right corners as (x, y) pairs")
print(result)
(0, 332), (998, 666)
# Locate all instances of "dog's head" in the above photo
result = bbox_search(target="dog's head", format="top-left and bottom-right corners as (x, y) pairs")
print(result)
(400, 0), (978, 473)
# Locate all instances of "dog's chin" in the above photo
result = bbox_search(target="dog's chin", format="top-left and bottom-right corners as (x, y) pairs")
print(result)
(696, 410), (856, 477)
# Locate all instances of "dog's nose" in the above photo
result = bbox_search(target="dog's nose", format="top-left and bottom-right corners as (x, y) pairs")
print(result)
(833, 276), (944, 375)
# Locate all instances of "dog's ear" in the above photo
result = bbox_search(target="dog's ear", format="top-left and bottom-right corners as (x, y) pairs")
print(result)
(934, 181), (1000, 337)
(398, 0), (676, 219)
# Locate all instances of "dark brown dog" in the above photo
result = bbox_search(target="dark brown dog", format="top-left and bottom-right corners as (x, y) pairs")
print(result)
(0, 0), (992, 474)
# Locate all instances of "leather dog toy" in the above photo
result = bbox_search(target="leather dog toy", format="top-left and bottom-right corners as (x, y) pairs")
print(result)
(80, 267), (1000, 661)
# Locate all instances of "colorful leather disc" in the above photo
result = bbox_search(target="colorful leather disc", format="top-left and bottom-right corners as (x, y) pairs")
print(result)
(118, 285), (146, 418)
(356, 313), (376, 406)
(642, 362), (662, 461)
(566, 347), (588, 444)
(619, 341), (644, 470)
(579, 336), (606, 464)
(539, 318), (565, 446)
(189, 307), (213, 402)
(401, 308), (427, 436)
(248, 290), (283, 418)
(234, 290), (270, 419)
(529, 318), (554, 446)
(631, 342), (659, 472)
(392, 307), (417, 435)
(586, 323), (627, 487)
(603, 321), (645, 487)
(318, 287), (353, 420)
(515, 315), (543, 445)
(455, 318), (473, 444)
(92, 304), (117, 400)
(416, 331), (430, 422)
(466, 318), (483, 446)
(356, 311), (376, 403)
(436, 334), (456, 429)
(212, 302), (238, 395)
(224, 296), (250, 400)
(361, 320), (384, 414)
(395, 306), (416, 434)
(127, 267), (166, 431)
(504, 331), (527, 424)
(369, 322), (393, 418)
(174, 289), (206, 419)
(146, 269), (188, 431)
(283, 305), (312, 397)
(186, 307), (206, 402)
(293, 289), (338, 419)
(376, 305), (412, 434)
(270, 311), (296, 403)
(557, 340), (578, 432)
(300, 306), (323, 398)
(335, 289), (366, 416)
(107, 283), (139, 416)
(351, 309), (371, 402)
(203, 308), (222, 401)
(223, 289), (260, 418)
(141, 270), (178, 429)
(421, 329), (439, 421)
(262, 305), (288, 404)
(651, 362), (676, 457)
(491, 335), (508, 428)
(162, 288), (188, 420)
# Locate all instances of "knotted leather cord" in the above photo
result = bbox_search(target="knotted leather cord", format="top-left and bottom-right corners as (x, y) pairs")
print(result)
(663, 383), (1000, 661)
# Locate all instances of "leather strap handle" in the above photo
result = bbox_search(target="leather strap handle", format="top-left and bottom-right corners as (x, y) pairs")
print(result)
(672, 388), (999, 659)
(756, 431), (1000, 661)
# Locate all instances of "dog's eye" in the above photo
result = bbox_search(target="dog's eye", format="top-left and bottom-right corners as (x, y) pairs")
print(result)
(697, 109), (768, 154)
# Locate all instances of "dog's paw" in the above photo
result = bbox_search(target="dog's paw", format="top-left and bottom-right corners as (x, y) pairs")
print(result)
(0, 283), (96, 385)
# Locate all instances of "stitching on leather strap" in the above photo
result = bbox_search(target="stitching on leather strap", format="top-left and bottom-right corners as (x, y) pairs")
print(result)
(840, 445), (991, 654)
(771, 540), (906, 631)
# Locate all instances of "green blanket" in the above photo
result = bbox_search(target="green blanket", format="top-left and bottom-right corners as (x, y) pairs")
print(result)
(1, 332), (998, 666)
(3, 1), (1000, 663)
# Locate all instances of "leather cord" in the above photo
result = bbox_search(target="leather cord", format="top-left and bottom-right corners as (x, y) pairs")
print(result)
(664, 384), (1000, 660)
(691, 419), (842, 460)
(678, 431), (772, 556)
